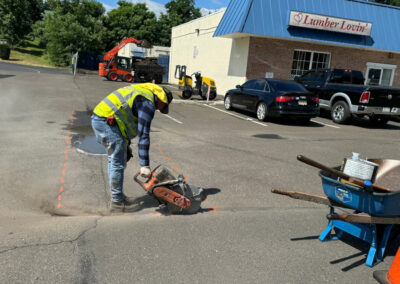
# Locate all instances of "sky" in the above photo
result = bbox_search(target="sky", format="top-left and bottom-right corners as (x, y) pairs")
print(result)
(101, 0), (230, 14)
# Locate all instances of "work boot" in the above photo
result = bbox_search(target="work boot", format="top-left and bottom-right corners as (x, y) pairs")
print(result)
(110, 199), (143, 213)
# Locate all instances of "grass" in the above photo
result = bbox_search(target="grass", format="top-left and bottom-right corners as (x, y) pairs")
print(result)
(0, 40), (67, 69)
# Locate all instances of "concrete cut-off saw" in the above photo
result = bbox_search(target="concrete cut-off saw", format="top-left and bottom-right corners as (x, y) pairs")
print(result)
(134, 165), (205, 214)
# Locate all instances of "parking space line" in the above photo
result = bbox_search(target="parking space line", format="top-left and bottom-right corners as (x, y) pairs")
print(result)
(204, 104), (268, 127)
(158, 111), (183, 124)
(311, 119), (340, 129)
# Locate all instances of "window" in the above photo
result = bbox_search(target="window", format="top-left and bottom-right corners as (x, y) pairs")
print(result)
(328, 69), (365, 84)
(242, 79), (257, 89)
(242, 79), (267, 91)
(291, 50), (331, 78)
(365, 63), (397, 86)
(269, 81), (307, 92)
(301, 70), (326, 82)
(254, 79), (267, 91)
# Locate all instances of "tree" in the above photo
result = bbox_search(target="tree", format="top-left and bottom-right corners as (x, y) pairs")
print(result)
(34, 0), (106, 66)
(153, 0), (201, 46)
(104, 1), (158, 50)
(0, 0), (44, 45)
(165, 0), (201, 27)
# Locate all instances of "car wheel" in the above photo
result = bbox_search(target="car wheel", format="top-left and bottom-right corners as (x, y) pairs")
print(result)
(224, 94), (232, 110)
(256, 102), (268, 121)
(331, 101), (351, 124)
(369, 115), (389, 126)
(107, 72), (118, 81)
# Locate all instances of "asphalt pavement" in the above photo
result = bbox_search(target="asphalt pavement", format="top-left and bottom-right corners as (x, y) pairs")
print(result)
(1, 62), (400, 283)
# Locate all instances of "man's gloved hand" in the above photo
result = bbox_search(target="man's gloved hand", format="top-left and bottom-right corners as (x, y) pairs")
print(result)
(140, 166), (151, 178)
(127, 145), (133, 162)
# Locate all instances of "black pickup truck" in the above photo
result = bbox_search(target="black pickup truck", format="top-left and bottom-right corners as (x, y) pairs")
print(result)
(296, 69), (400, 125)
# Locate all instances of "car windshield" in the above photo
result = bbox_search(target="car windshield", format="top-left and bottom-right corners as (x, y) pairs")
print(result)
(269, 81), (307, 92)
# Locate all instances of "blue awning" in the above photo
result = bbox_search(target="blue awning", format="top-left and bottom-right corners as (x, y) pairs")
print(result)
(214, 0), (400, 52)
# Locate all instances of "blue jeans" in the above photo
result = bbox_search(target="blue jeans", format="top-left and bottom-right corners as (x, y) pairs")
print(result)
(91, 115), (127, 202)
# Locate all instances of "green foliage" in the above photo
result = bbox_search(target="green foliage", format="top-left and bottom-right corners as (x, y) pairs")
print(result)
(104, 2), (158, 49)
(371, 0), (400, 6)
(6, 0), (202, 66)
(103, 0), (201, 48)
(0, 0), (43, 45)
(0, 44), (11, 59)
(153, 0), (201, 46)
(165, 0), (201, 27)
(33, 0), (106, 66)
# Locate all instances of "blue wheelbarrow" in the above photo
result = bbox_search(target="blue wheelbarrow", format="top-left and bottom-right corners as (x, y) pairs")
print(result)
(272, 155), (400, 267)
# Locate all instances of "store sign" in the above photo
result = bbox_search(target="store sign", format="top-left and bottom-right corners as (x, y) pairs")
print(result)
(289, 11), (372, 36)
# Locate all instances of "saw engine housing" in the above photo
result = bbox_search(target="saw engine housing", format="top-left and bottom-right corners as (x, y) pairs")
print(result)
(134, 165), (205, 214)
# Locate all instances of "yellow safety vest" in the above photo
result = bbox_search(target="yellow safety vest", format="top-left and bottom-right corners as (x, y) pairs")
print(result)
(93, 85), (155, 141)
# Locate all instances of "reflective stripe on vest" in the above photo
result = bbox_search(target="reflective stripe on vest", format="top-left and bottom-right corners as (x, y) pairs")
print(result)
(93, 86), (154, 140)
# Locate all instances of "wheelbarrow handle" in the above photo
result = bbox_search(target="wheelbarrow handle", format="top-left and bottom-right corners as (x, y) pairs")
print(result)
(297, 155), (394, 193)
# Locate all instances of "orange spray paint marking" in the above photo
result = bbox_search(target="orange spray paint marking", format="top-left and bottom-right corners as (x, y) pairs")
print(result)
(173, 165), (179, 170)
(153, 144), (158, 147)
(149, 212), (162, 216)
(184, 176), (188, 181)
(166, 156), (171, 161)
(159, 149), (163, 153)
(57, 107), (75, 211)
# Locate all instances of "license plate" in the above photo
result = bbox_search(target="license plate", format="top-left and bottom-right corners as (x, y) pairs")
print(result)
(383, 107), (390, 113)
(298, 100), (307, 106)
(391, 108), (398, 113)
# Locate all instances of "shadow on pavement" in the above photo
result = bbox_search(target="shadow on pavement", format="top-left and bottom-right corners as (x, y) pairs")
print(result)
(289, 226), (400, 271)
(0, 74), (15, 79)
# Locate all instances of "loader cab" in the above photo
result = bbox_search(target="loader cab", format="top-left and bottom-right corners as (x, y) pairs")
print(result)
(115, 56), (131, 71)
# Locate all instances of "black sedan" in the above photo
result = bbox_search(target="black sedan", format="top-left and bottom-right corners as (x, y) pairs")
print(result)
(224, 78), (320, 123)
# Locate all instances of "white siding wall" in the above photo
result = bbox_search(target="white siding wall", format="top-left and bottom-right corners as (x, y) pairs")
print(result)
(169, 11), (249, 96)
(118, 44), (170, 57)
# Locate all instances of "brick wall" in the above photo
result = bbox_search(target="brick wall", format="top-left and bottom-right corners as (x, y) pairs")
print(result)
(246, 37), (400, 86)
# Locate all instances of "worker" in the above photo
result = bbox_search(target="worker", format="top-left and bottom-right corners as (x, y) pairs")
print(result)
(91, 83), (173, 213)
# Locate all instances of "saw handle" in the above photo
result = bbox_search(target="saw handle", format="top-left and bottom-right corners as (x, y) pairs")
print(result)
(134, 172), (154, 191)
(297, 155), (393, 193)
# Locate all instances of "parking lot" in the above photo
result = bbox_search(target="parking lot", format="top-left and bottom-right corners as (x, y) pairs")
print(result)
(1, 62), (400, 283)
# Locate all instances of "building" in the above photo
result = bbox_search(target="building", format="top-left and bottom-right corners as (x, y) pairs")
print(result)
(118, 44), (170, 58)
(169, 0), (400, 95)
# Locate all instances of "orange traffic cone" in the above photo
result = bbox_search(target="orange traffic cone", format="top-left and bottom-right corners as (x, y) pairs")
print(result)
(374, 247), (400, 284)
